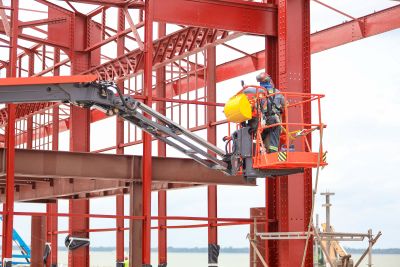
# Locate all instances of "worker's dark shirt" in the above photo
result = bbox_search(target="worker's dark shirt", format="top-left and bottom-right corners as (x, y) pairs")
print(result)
(261, 88), (285, 117)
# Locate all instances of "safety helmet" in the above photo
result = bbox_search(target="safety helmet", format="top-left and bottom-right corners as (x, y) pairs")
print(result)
(256, 72), (272, 83)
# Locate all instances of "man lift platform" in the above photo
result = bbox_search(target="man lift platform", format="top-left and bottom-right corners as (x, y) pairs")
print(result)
(223, 84), (327, 177)
(0, 75), (327, 179)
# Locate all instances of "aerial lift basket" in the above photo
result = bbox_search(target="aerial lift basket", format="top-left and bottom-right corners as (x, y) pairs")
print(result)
(225, 86), (327, 173)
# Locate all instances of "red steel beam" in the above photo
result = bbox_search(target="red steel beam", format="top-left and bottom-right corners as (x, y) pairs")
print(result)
(2, 5), (398, 129)
(0, 0), (10, 37)
(18, 17), (67, 29)
(82, 26), (240, 80)
(153, 0), (277, 35)
(67, 0), (130, 6)
(311, 4), (400, 53)
(0, 74), (98, 86)
(0, 149), (251, 186)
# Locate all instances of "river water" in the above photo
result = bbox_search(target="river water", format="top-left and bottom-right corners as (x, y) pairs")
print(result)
(53, 251), (400, 267)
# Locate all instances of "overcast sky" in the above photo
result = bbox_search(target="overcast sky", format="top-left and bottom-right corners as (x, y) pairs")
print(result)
(3, 0), (399, 255)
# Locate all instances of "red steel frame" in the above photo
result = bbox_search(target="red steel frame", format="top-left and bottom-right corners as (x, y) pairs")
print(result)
(1, 0), (17, 264)
(115, 7), (125, 265)
(0, 1), (399, 267)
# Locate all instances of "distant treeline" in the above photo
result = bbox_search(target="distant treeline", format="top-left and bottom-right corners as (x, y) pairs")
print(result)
(54, 247), (400, 254)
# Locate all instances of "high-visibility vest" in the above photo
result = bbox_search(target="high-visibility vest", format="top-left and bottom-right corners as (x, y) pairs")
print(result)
(124, 259), (129, 267)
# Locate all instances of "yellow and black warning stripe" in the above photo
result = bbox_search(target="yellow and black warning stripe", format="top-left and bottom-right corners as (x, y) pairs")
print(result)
(322, 151), (327, 163)
(278, 151), (287, 162)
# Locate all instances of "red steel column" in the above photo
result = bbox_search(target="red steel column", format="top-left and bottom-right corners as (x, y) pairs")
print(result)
(26, 51), (34, 149)
(265, 35), (279, 267)
(67, 12), (101, 266)
(156, 22), (167, 267)
(31, 216), (47, 267)
(26, 117), (33, 149)
(116, 194), (124, 264)
(206, 47), (219, 267)
(46, 198), (58, 267)
(68, 14), (94, 267)
(142, 1), (154, 265)
(116, 8), (125, 266)
(44, 47), (59, 267)
(68, 104), (90, 267)
(274, 0), (313, 266)
(129, 182), (143, 267)
(1, 0), (18, 265)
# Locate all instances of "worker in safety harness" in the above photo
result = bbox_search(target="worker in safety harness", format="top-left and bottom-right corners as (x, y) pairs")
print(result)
(256, 72), (285, 153)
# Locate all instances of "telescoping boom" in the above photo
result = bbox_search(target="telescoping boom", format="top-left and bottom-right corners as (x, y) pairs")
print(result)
(0, 75), (326, 179)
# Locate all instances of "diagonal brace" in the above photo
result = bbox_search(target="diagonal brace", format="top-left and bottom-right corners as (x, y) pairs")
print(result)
(123, 8), (144, 51)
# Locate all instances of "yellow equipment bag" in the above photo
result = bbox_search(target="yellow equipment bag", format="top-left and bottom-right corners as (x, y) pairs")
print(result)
(224, 93), (252, 123)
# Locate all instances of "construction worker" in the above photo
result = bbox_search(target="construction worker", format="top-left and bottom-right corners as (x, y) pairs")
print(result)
(256, 72), (285, 153)
(123, 255), (129, 267)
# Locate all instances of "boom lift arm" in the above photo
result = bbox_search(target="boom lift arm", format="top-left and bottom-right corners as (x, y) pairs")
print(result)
(0, 76), (234, 174)
(0, 76), (322, 179)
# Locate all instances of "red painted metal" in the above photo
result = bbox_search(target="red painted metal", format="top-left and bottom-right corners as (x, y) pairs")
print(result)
(142, 0), (154, 264)
(46, 203), (58, 267)
(0, 1), (398, 267)
(26, 117), (33, 149)
(129, 182), (143, 266)
(31, 216), (47, 266)
(47, 73), (60, 266)
(1, 104), (15, 263)
(116, 194), (124, 262)
(264, 34), (278, 266)
(157, 22), (168, 267)
(1, 0), (18, 263)
(1, 210), (258, 223)
(250, 208), (269, 267)
(0, 75), (98, 86)
(1, 6), (398, 128)
(311, 4), (400, 53)
(67, 16), (99, 266)
(273, 0), (313, 265)
(82, 27), (238, 80)
(115, 8), (125, 265)
(157, 191), (167, 265)
(206, 47), (218, 258)
(68, 101), (91, 267)
(153, 0), (277, 35)
(312, 0), (355, 20)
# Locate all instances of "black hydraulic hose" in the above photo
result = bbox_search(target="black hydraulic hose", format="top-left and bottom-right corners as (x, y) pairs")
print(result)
(224, 138), (232, 155)
(97, 81), (137, 112)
